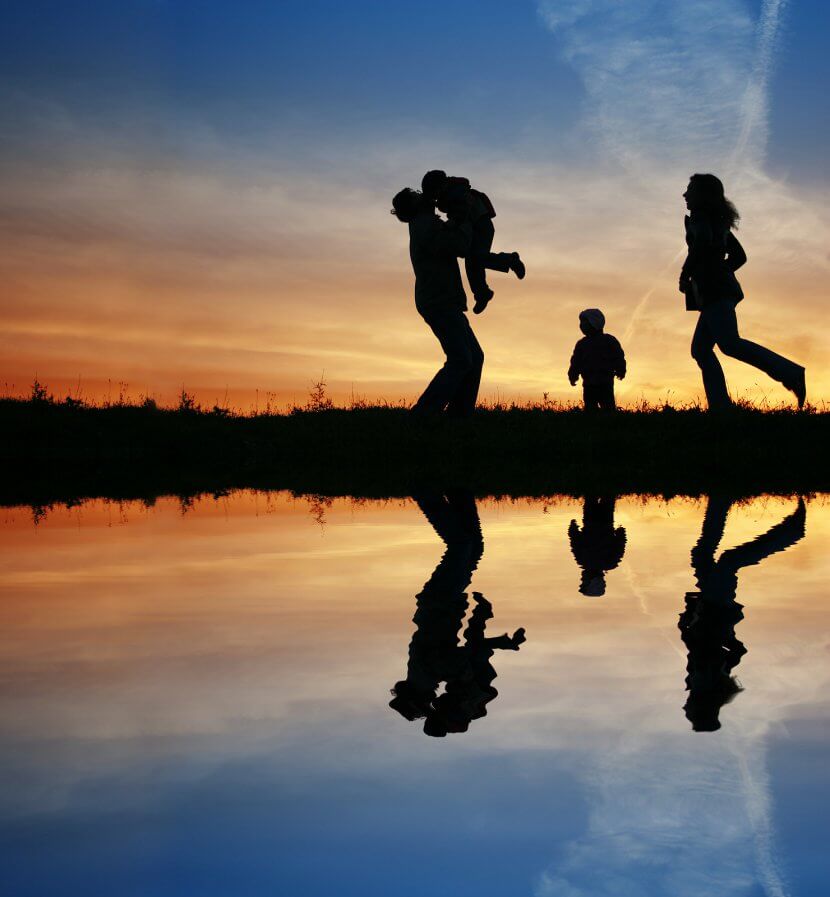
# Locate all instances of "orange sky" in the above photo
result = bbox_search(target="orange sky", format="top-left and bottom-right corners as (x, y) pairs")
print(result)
(1, 154), (828, 411)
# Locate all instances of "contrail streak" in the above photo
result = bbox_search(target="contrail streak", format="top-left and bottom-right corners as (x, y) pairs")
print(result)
(730, 0), (789, 174)
(624, 0), (788, 344)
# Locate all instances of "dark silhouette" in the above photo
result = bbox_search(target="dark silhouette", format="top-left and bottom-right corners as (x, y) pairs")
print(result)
(679, 173), (806, 410)
(568, 495), (627, 596)
(392, 187), (483, 418)
(679, 495), (806, 732)
(422, 170), (525, 315)
(567, 309), (626, 411)
(390, 492), (525, 737)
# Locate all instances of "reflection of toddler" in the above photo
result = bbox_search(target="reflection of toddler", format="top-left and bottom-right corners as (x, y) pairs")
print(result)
(567, 309), (626, 411)
(421, 170), (525, 315)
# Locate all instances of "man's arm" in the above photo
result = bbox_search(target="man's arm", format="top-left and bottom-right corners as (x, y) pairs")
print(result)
(421, 216), (472, 258)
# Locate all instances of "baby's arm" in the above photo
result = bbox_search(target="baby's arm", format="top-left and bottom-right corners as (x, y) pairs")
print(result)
(567, 344), (581, 386)
(613, 337), (627, 380)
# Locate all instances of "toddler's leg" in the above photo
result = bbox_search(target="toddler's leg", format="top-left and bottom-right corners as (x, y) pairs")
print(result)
(466, 221), (493, 308)
(582, 384), (600, 411)
(599, 382), (617, 411)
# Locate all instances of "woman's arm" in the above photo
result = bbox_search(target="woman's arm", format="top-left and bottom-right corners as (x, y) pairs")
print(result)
(726, 232), (747, 272)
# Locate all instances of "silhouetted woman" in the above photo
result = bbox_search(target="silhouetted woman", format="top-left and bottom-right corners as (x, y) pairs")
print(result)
(679, 174), (806, 410)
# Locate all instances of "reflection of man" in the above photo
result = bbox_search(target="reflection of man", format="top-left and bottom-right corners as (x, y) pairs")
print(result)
(679, 496), (806, 732)
(389, 492), (525, 737)
(568, 496), (627, 596)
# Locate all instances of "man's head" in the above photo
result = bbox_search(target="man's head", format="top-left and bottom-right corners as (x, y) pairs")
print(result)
(421, 169), (448, 200)
(579, 308), (606, 335)
(389, 679), (432, 719)
(390, 188), (427, 223)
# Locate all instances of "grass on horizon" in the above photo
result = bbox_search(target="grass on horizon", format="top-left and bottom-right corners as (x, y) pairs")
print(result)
(9, 377), (823, 417)
(2, 378), (829, 508)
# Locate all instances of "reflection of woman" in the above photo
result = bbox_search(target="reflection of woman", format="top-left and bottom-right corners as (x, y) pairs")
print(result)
(679, 496), (806, 731)
(679, 174), (806, 410)
(389, 493), (525, 737)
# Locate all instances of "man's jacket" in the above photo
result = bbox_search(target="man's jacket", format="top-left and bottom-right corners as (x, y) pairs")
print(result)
(408, 210), (472, 314)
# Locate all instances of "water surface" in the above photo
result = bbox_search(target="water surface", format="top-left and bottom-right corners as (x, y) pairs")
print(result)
(1, 492), (828, 896)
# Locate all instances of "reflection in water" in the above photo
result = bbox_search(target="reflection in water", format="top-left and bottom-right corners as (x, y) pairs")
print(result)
(389, 492), (525, 737)
(1, 492), (828, 896)
(568, 495), (627, 596)
(680, 496), (807, 732)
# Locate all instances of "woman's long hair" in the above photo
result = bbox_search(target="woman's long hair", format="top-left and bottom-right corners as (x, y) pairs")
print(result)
(689, 173), (740, 229)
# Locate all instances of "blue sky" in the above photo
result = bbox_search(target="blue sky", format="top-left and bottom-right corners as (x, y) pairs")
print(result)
(2, 0), (825, 175)
(1, 1), (828, 406)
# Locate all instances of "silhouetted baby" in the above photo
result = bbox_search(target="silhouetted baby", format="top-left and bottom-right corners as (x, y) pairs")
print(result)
(567, 309), (626, 411)
(422, 170), (525, 315)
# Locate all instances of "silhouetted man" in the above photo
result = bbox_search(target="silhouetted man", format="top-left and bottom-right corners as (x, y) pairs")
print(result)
(568, 495), (627, 596)
(389, 492), (525, 736)
(391, 188), (483, 418)
(679, 495), (806, 732)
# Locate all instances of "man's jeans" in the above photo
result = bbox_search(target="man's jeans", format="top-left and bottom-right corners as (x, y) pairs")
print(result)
(691, 301), (801, 409)
(413, 307), (484, 418)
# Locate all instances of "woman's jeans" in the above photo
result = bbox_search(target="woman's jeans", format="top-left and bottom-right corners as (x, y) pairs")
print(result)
(691, 301), (801, 409)
(413, 307), (484, 418)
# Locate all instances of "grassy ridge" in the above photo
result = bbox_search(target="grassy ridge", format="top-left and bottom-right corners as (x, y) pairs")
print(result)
(1, 396), (828, 506)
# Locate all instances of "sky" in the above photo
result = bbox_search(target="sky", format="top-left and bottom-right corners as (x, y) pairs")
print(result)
(1, 0), (828, 408)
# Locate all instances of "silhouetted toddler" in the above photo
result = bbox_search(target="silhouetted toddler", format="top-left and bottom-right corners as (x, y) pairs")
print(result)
(567, 309), (626, 411)
(422, 169), (525, 315)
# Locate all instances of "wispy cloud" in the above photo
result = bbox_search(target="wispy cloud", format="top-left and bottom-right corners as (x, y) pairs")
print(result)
(536, 0), (792, 179)
(537, 0), (827, 374)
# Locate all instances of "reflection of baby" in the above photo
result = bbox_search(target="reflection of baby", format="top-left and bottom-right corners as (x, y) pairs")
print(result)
(568, 496), (627, 597)
(421, 170), (525, 315)
(426, 593), (525, 737)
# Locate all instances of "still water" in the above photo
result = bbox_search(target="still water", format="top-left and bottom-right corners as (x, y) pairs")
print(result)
(1, 492), (828, 897)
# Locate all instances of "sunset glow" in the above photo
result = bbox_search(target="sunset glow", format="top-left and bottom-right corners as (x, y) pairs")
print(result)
(1, 1), (828, 408)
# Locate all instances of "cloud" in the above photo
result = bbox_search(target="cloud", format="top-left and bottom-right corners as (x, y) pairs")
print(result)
(537, 0), (757, 173)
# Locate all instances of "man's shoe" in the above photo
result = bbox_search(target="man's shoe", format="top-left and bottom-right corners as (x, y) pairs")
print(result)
(790, 367), (806, 409)
(472, 287), (494, 315)
(510, 253), (526, 280)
